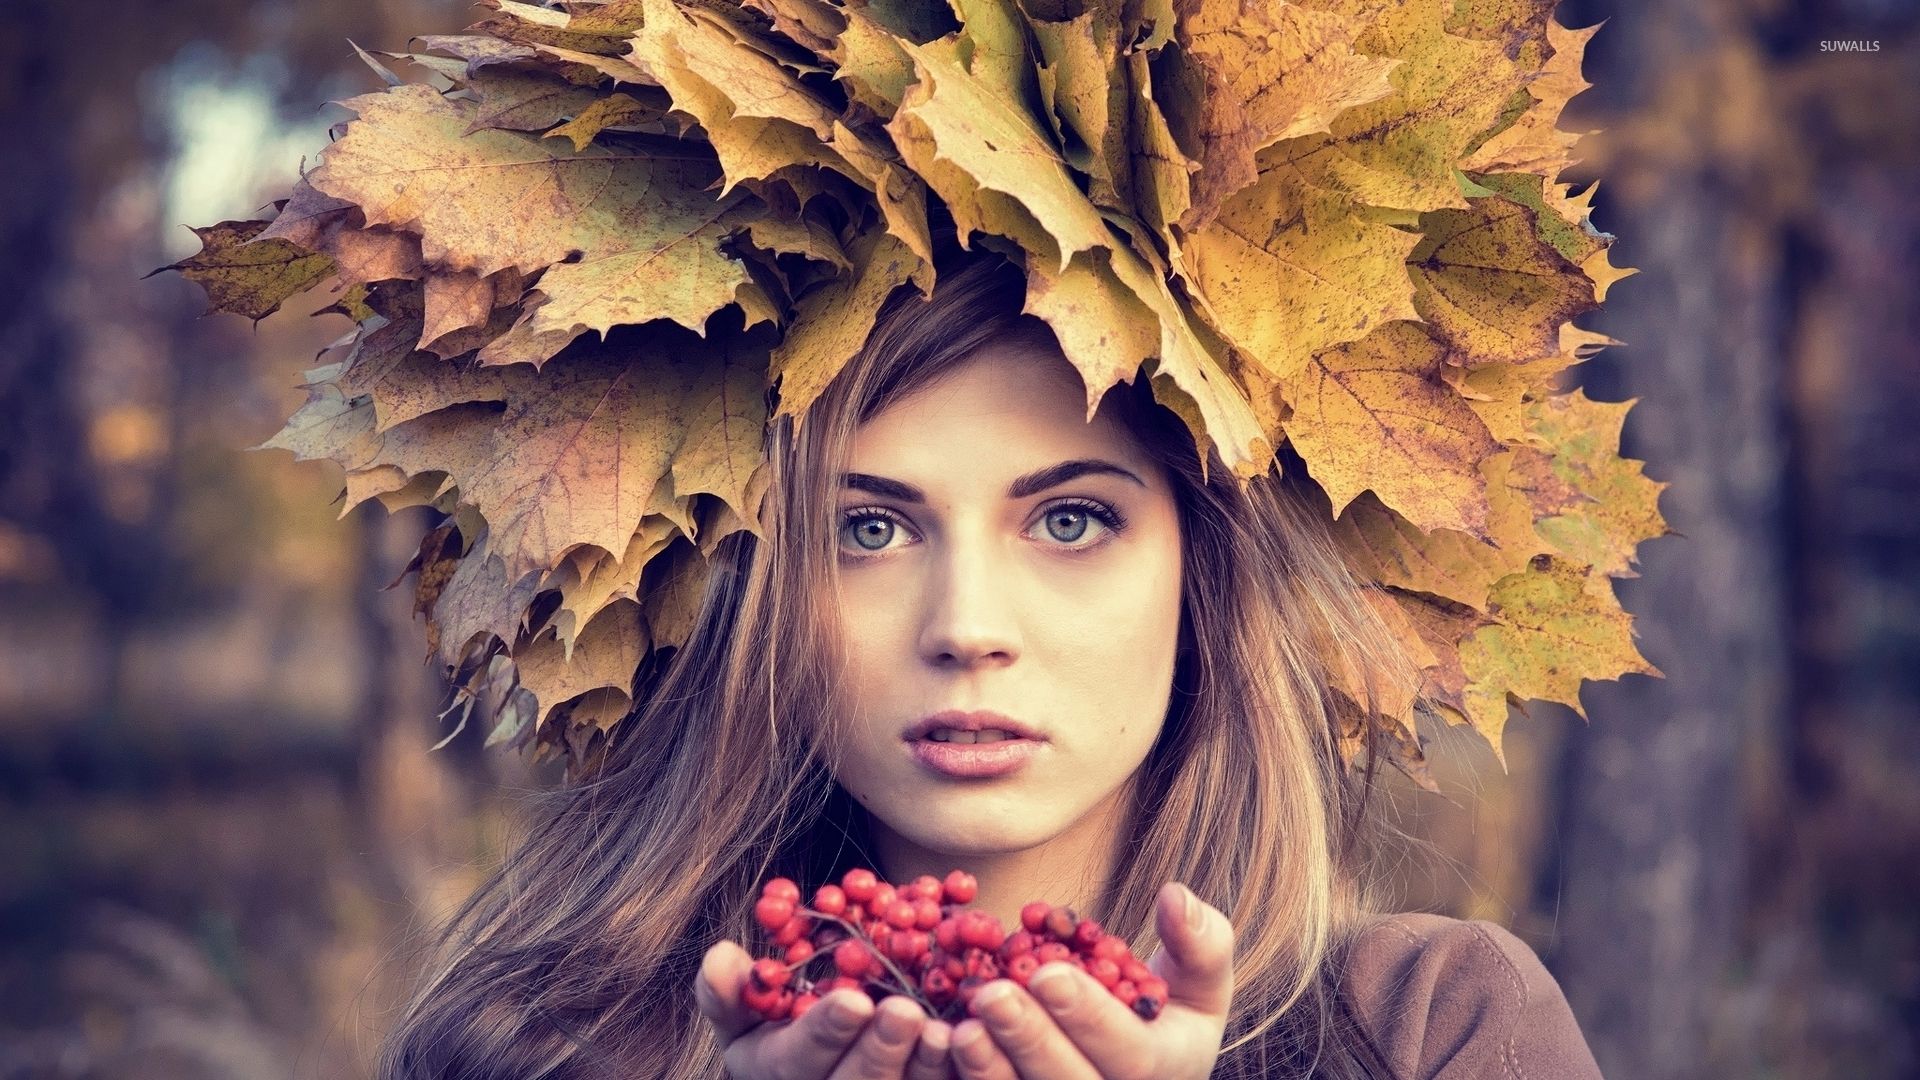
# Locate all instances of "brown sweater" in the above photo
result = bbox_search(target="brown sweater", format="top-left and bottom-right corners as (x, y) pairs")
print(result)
(1336, 913), (1605, 1080)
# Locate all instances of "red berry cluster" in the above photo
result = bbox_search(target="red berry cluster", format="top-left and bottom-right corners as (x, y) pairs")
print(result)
(744, 868), (1170, 1025)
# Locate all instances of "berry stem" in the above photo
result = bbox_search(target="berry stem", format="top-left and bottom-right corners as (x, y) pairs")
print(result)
(796, 905), (935, 1014)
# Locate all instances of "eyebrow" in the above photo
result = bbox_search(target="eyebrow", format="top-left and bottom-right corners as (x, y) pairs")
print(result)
(840, 458), (1148, 503)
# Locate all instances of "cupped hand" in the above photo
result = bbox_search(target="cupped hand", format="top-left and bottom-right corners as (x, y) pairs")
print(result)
(694, 938), (955, 1079)
(946, 883), (1234, 1080)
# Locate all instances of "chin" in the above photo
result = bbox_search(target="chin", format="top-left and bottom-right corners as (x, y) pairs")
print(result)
(880, 793), (1067, 855)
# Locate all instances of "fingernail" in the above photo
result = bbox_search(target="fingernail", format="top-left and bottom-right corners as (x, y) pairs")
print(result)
(1030, 965), (1080, 1009)
(974, 981), (1019, 1022)
(875, 1004), (919, 1044)
(825, 996), (866, 1037)
(1183, 883), (1208, 933)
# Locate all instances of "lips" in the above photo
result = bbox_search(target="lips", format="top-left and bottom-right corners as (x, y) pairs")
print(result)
(901, 709), (1047, 744)
(905, 735), (1044, 778)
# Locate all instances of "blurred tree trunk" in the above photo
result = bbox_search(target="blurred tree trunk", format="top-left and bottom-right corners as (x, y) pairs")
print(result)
(1544, 2), (1918, 1077)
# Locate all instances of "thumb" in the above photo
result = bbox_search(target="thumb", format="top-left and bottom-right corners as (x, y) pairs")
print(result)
(693, 938), (761, 1044)
(1148, 882), (1235, 1018)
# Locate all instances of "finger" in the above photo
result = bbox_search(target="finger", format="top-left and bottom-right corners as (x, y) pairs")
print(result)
(904, 1019), (953, 1080)
(1022, 962), (1172, 1079)
(965, 979), (1100, 1080)
(694, 939), (760, 1044)
(725, 988), (873, 1080)
(948, 1019), (1018, 1080)
(1149, 882), (1236, 1019)
(827, 995), (927, 1079)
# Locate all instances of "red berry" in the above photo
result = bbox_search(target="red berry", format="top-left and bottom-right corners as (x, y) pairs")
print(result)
(1006, 954), (1039, 986)
(922, 967), (956, 1000)
(841, 868), (878, 903)
(741, 982), (778, 1014)
(754, 896), (794, 932)
(887, 928), (926, 963)
(1134, 976), (1169, 1020)
(885, 899), (917, 930)
(1044, 906), (1078, 941)
(958, 911), (1005, 951)
(738, 865), (1171, 1026)
(812, 884), (847, 917)
(934, 917), (961, 954)
(1020, 901), (1051, 934)
(943, 870), (979, 905)
(833, 939), (874, 979)
(750, 957), (791, 991)
(913, 898), (942, 930)
(772, 914), (812, 947)
(1072, 919), (1105, 952)
(1087, 957), (1121, 989)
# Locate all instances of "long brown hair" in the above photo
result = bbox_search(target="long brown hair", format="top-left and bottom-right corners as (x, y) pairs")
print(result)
(377, 239), (1422, 1079)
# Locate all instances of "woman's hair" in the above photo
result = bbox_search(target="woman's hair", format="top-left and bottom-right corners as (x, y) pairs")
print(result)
(377, 234), (1425, 1079)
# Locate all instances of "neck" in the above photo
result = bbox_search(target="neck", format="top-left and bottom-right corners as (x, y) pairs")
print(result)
(866, 783), (1136, 932)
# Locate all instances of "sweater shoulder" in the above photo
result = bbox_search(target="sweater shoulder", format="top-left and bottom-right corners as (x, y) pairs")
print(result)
(1335, 912), (1605, 1080)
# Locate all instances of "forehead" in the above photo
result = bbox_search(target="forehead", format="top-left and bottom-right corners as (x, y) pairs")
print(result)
(850, 342), (1142, 470)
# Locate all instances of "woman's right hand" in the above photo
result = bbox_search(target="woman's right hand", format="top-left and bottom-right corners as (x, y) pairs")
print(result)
(695, 939), (954, 1079)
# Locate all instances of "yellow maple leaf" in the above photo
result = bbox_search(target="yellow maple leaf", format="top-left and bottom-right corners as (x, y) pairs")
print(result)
(1186, 167), (1422, 383)
(1458, 555), (1663, 767)
(1285, 320), (1502, 537)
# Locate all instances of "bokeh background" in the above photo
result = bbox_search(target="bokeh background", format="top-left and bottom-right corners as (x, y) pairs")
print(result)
(1, 1), (1913, 1077)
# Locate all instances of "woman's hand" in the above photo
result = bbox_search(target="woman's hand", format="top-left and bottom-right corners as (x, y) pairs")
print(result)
(694, 938), (955, 1079)
(946, 883), (1234, 1080)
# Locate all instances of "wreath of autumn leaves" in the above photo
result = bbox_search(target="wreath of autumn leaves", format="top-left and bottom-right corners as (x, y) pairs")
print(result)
(165, 0), (1668, 785)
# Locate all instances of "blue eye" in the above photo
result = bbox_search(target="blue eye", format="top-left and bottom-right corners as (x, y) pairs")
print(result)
(836, 499), (1128, 560)
(844, 512), (900, 553)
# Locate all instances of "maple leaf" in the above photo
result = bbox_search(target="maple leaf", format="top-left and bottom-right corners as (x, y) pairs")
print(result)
(1185, 168), (1422, 384)
(513, 599), (648, 730)
(1027, 4), (1133, 213)
(1458, 18), (1600, 176)
(770, 228), (932, 434)
(1458, 555), (1664, 767)
(544, 92), (669, 150)
(1408, 191), (1596, 367)
(1521, 389), (1673, 577)
(183, 0), (1660, 776)
(310, 83), (758, 360)
(465, 68), (605, 133)
(1328, 450), (1552, 612)
(887, 33), (1113, 274)
(152, 220), (333, 321)
(1171, 0), (1398, 231)
(1284, 320), (1502, 537)
(1266, 0), (1526, 213)
(366, 326), (771, 583)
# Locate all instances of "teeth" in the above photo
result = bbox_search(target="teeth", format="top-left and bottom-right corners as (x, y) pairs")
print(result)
(928, 729), (1013, 744)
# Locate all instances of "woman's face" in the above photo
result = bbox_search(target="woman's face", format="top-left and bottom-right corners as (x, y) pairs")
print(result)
(827, 340), (1185, 859)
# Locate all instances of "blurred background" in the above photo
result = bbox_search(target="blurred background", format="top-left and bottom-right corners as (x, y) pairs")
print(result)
(0, 1), (1912, 1077)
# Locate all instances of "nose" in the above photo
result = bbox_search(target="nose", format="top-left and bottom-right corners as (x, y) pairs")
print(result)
(916, 524), (1021, 669)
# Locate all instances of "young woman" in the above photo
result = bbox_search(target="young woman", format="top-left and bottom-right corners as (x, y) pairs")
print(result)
(378, 247), (1606, 1079)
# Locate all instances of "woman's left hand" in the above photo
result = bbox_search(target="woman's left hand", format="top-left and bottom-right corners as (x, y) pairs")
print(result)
(947, 882), (1234, 1080)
